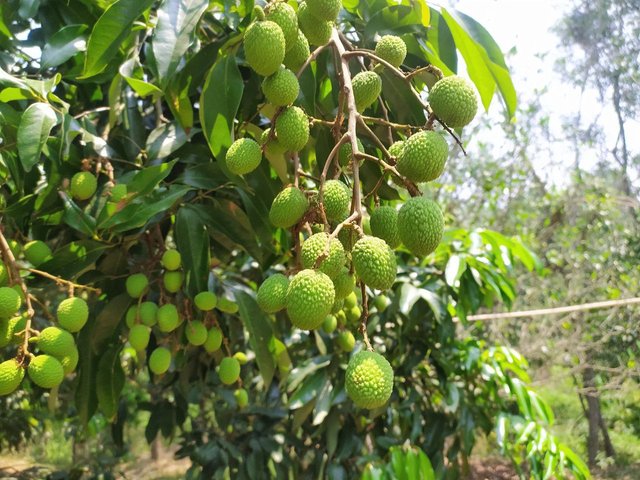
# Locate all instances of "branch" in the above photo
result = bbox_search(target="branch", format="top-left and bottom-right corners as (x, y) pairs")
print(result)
(24, 267), (102, 295)
(296, 44), (329, 78)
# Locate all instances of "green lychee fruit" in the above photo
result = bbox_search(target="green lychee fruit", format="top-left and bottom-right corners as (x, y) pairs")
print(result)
(0, 359), (24, 396)
(161, 249), (181, 271)
(257, 273), (289, 313)
(352, 71), (382, 112)
(428, 76), (478, 128)
(346, 305), (361, 324)
(397, 197), (444, 256)
(301, 233), (345, 278)
(217, 297), (239, 314)
(370, 206), (401, 248)
(322, 180), (351, 221)
(298, 2), (333, 46)
(332, 297), (344, 313)
(322, 314), (337, 333)
(57, 297), (89, 332)
(374, 35), (407, 68)
(129, 324), (151, 351)
(195, 292), (217, 311)
(138, 301), (158, 327)
(0, 287), (21, 319)
(234, 388), (249, 408)
(35, 327), (75, 359)
(262, 67), (300, 106)
(338, 138), (364, 167)
(332, 267), (355, 299)
(163, 271), (184, 293)
(344, 291), (358, 309)
(306, 0), (341, 21)
(233, 352), (248, 365)
(204, 327), (223, 353)
(373, 295), (390, 312)
(185, 321), (208, 346)
(28, 355), (64, 389)
(149, 347), (171, 375)
(335, 309), (347, 327)
(226, 138), (262, 175)
(219, 357), (241, 385)
(269, 186), (309, 228)
(157, 304), (180, 332)
(286, 269), (335, 329)
(265, 2), (298, 50)
(396, 131), (448, 183)
(345, 350), (393, 409)
(126, 273), (148, 298)
(24, 240), (52, 266)
(244, 20), (286, 76)
(0, 315), (25, 347)
(260, 128), (287, 157)
(337, 330), (355, 351)
(0, 262), (7, 286)
(284, 29), (310, 71)
(388, 140), (405, 159)
(70, 171), (98, 201)
(352, 236), (397, 290)
(275, 106), (309, 152)
(60, 348), (79, 374)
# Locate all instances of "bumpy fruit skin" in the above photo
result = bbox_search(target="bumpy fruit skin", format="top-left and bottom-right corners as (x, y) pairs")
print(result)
(332, 268), (355, 299)
(28, 355), (64, 389)
(0, 262), (8, 286)
(186, 321), (208, 346)
(397, 197), (444, 256)
(204, 327), (223, 353)
(217, 297), (239, 314)
(244, 20), (286, 76)
(352, 71), (382, 112)
(126, 273), (148, 298)
(24, 240), (52, 266)
(396, 131), (448, 183)
(352, 236), (397, 290)
(219, 357), (241, 385)
(284, 29), (310, 71)
(275, 106), (309, 152)
(265, 2), (298, 50)
(388, 140), (405, 159)
(370, 206), (401, 248)
(260, 128), (287, 157)
(161, 249), (181, 271)
(163, 271), (184, 293)
(301, 233), (346, 278)
(36, 327), (75, 358)
(344, 291), (357, 309)
(298, 2), (333, 46)
(234, 388), (249, 408)
(157, 304), (180, 332)
(428, 76), (478, 128)
(338, 138), (364, 167)
(375, 35), (407, 68)
(257, 273), (290, 313)
(286, 269), (335, 329)
(195, 292), (217, 311)
(60, 348), (79, 374)
(57, 297), (89, 332)
(306, 0), (341, 21)
(0, 287), (21, 319)
(269, 186), (309, 228)
(337, 330), (355, 351)
(0, 315), (25, 347)
(262, 68), (300, 106)
(149, 347), (171, 375)
(129, 324), (151, 351)
(323, 180), (352, 221)
(345, 350), (394, 409)
(70, 171), (98, 200)
(0, 359), (24, 396)
(226, 138), (262, 175)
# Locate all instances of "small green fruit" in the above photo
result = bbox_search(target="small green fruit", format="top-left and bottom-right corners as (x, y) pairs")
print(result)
(344, 291), (358, 309)
(157, 304), (180, 332)
(149, 347), (172, 375)
(195, 292), (217, 311)
(322, 314), (337, 333)
(298, 2), (333, 46)
(338, 138), (364, 167)
(337, 330), (355, 352)
(345, 350), (393, 409)
(60, 348), (79, 374)
(265, 2), (298, 49)
(234, 388), (249, 408)
(0, 287), (21, 319)
(275, 106), (309, 152)
(257, 274), (289, 313)
(375, 35), (407, 68)
(185, 321), (208, 346)
(233, 352), (248, 365)
(262, 67), (300, 106)
(24, 240), (52, 266)
(352, 236), (397, 290)
(226, 138), (262, 175)
(217, 297), (239, 314)
(138, 301), (158, 327)
(370, 206), (401, 249)
(0, 359), (24, 396)
(284, 29), (310, 71)
(70, 171), (98, 201)
(129, 324), (151, 351)
(57, 297), (89, 332)
(161, 249), (181, 271)
(428, 76), (478, 128)
(397, 197), (444, 256)
(35, 327), (75, 359)
(163, 271), (184, 293)
(126, 274), (149, 299)
(286, 269), (335, 329)
(269, 186), (309, 228)
(306, 0), (341, 21)
(352, 71), (382, 112)
(28, 355), (64, 389)
(301, 233), (346, 278)
(322, 180), (351, 222)
(332, 268), (355, 300)
(219, 357), (241, 385)
(244, 20), (286, 76)
(204, 327), (223, 353)
(396, 131), (448, 183)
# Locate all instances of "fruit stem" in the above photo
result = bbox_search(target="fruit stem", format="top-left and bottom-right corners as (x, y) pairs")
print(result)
(296, 44), (330, 79)
(23, 267), (102, 294)
(359, 282), (372, 351)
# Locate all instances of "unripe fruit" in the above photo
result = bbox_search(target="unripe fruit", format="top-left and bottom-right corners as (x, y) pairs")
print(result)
(157, 304), (180, 332)
(0, 287), (21, 319)
(397, 197), (444, 256)
(70, 171), (98, 201)
(335, 310), (347, 327)
(298, 2), (333, 46)
(388, 140), (405, 158)
(185, 321), (208, 346)
(345, 350), (393, 409)
(57, 297), (89, 332)
(269, 186), (309, 228)
(352, 71), (382, 112)
(344, 291), (358, 309)
(306, 0), (341, 21)
(28, 355), (64, 389)
(284, 29), (310, 71)
(8, 240), (20, 257)
(301, 233), (346, 278)
(262, 68), (300, 106)
(337, 330), (355, 351)
(217, 297), (239, 314)
(110, 184), (128, 202)
(195, 292), (217, 311)
(0, 262), (7, 286)
(204, 327), (223, 353)
(428, 76), (478, 128)
(332, 297), (344, 313)
(373, 295), (390, 312)
(129, 324), (151, 351)
(138, 301), (158, 327)
(260, 128), (287, 157)
(60, 348), (79, 374)
(338, 138), (364, 167)
(125, 305), (137, 328)
(36, 327), (75, 358)
(346, 305), (361, 324)
(257, 273), (289, 313)
(161, 249), (181, 271)
(0, 359), (24, 396)
(23, 240), (52, 266)
(286, 269), (335, 329)
(323, 180), (351, 221)
(163, 271), (184, 293)
(352, 236), (397, 290)
(234, 388), (249, 408)
(225, 138), (262, 175)
(396, 131), (448, 183)
(219, 357), (241, 385)
(0, 315), (25, 347)
(370, 206), (401, 248)
(126, 273), (148, 298)
(332, 268), (355, 300)
(265, 2), (298, 50)
(149, 347), (171, 375)
(375, 35), (407, 68)
(233, 352), (248, 365)
(244, 20), (286, 76)
(322, 314), (337, 333)
(275, 106), (309, 152)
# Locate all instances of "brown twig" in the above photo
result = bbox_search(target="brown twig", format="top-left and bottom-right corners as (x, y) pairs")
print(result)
(359, 282), (372, 351)
(23, 267), (102, 294)
(296, 44), (329, 78)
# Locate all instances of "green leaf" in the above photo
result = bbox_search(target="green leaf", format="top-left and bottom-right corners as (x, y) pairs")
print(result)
(91, 294), (131, 353)
(36, 240), (109, 279)
(146, 122), (188, 160)
(152, 0), (209, 87)
(95, 344), (125, 421)
(17, 102), (58, 171)
(175, 205), (210, 296)
(60, 192), (98, 237)
(127, 160), (177, 196)
(119, 58), (163, 97)
(289, 370), (328, 409)
(82, 0), (155, 78)
(75, 326), (98, 427)
(199, 54), (243, 157)
(41, 24), (88, 69)
(235, 291), (276, 388)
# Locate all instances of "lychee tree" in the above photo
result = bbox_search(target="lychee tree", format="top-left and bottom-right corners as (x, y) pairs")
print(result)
(0, 0), (590, 478)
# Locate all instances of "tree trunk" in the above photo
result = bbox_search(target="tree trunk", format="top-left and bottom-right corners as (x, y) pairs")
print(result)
(582, 366), (600, 466)
(599, 411), (616, 458)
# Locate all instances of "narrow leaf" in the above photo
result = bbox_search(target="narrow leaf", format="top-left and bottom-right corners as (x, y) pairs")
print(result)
(17, 102), (57, 171)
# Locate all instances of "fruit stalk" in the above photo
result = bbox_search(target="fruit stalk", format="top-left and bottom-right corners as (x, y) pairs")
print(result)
(23, 267), (102, 295)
